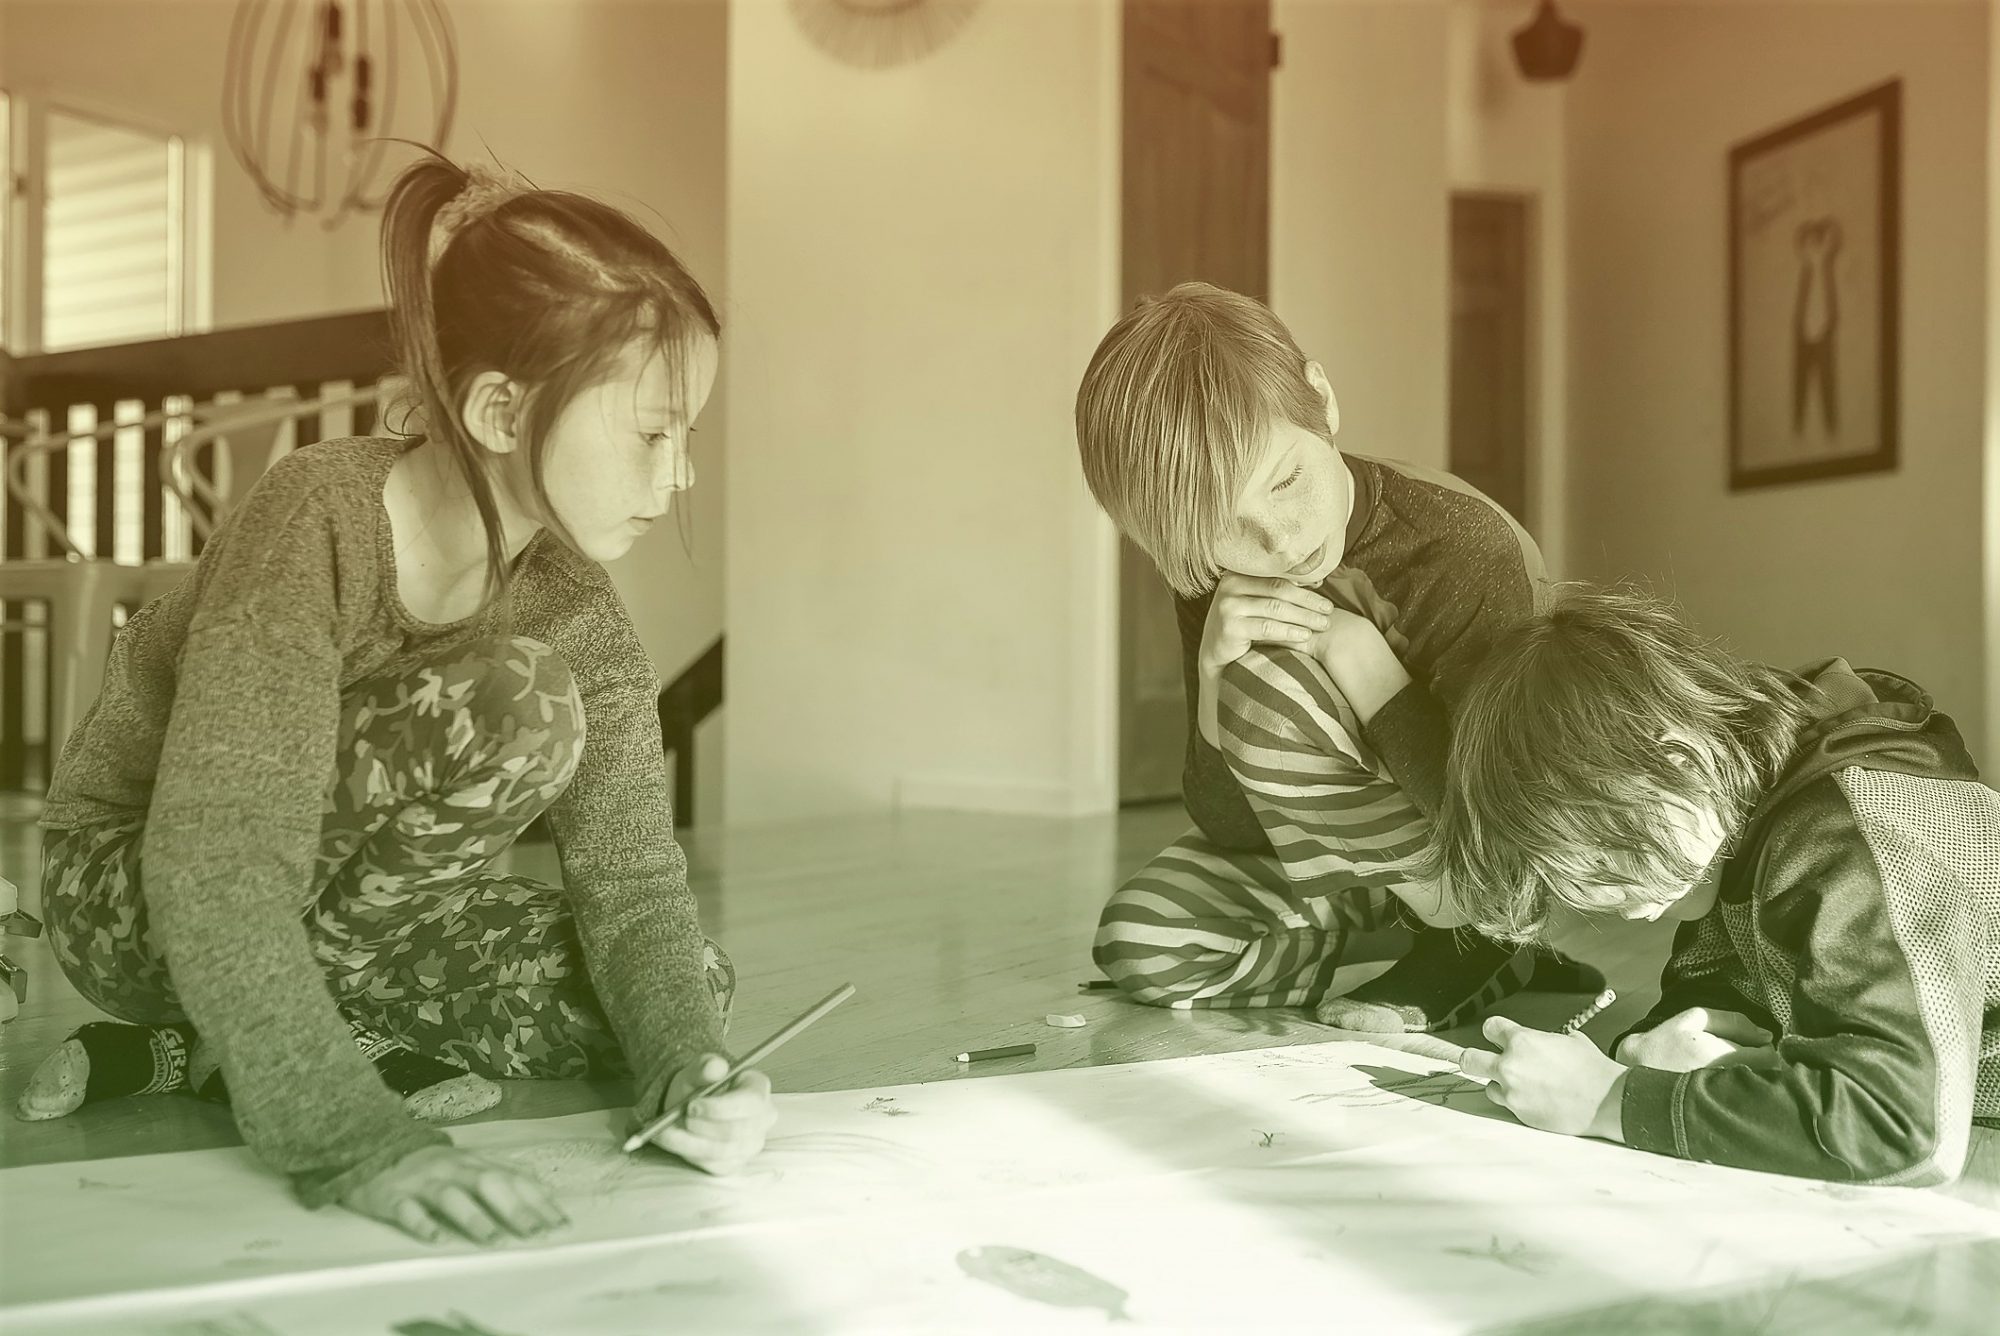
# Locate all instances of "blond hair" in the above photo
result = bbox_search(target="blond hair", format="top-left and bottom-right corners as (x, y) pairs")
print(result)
(1073, 282), (1330, 597)
(1421, 585), (1815, 941)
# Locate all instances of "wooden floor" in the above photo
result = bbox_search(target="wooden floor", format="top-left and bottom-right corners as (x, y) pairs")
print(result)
(0, 795), (1675, 1170)
(4, 793), (1998, 1328)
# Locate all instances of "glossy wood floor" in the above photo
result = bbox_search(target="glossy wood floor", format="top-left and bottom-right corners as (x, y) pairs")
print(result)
(4, 793), (1998, 1329)
(0, 796), (1646, 1165)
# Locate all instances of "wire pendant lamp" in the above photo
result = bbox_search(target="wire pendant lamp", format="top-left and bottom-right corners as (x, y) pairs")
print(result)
(222, 0), (459, 227)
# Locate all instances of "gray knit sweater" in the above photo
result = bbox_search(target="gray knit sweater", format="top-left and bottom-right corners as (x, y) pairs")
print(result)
(42, 436), (723, 1205)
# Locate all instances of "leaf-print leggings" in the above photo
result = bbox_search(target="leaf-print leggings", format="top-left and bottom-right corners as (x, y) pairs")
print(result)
(39, 635), (734, 1080)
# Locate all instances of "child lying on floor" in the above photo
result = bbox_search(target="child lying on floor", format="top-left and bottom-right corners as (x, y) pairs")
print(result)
(1370, 586), (1998, 1186)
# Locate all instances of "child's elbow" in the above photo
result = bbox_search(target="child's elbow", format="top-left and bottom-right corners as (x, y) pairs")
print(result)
(1853, 1136), (1961, 1188)
(1814, 1106), (1962, 1188)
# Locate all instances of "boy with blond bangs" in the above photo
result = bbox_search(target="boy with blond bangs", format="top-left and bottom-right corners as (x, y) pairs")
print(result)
(1422, 587), (2000, 1185)
(1074, 281), (1597, 1029)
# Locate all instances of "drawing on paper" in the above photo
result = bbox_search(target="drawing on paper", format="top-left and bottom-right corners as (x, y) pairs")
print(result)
(497, 1139), (680, 1197)
(862, 1097), (912, 1117)
(11, 1039), (2000, 1334)
(1444, 1235), (1559, 1277)
(956, 1246), (1131, 1321)
(1289, 1064), (1494, 1116)
(588, 1276), (730, 1304)
(390, 1314), (524, 1336)
(151, 1315), (284, 1336)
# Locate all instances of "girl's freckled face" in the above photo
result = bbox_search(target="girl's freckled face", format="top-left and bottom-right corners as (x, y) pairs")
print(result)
(516, 334), (719, 563)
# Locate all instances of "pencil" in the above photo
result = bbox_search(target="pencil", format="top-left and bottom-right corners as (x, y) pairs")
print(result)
(955, 1043), (1035, 1063)
(1560, 987), (1617, 1034)
(621, 982), (856, 1154)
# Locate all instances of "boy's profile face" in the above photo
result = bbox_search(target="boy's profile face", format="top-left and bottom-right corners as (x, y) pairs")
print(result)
(1601, 799), (1730, 924)
(1210, 364), (1354, 587)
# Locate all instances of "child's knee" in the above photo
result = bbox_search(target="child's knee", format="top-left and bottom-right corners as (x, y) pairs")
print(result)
(1091, 886), (1192, 1006)
(1218, 647), (1363, 756)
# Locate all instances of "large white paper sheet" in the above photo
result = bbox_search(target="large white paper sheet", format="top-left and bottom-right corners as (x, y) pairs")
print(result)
(6, 1040), (1997, 1334)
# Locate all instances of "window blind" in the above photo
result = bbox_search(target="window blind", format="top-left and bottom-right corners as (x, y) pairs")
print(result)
(42, 110), (181, 353)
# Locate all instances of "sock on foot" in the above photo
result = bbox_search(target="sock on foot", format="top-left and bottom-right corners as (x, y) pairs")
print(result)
(347, 1018), (502, 1123)
(193, 1016), (502, 1124)
(1315, 930), (1536, 1034)
(16, 1021), (195, 1121)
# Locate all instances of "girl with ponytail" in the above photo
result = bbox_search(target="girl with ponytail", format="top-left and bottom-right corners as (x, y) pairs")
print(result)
(24, 150), (770, 1244)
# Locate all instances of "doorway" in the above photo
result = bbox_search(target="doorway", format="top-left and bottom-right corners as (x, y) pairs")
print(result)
(1448, 192), (1532, 527)
(1116, 0), (1274, 804)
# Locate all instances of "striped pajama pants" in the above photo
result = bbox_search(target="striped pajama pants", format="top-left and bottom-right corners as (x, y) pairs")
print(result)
(1093, 647), (1435, 1009)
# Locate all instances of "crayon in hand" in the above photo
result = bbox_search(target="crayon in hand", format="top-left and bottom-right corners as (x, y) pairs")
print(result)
(1560, 988), (1617, 1034)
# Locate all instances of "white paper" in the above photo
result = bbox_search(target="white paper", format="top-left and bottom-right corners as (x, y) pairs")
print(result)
(5, 1041), (1997, 1334)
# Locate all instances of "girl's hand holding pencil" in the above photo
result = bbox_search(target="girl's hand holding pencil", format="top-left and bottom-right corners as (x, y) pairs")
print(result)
(623, 984), (855, 1169)
(638, 1053), (777, 1174)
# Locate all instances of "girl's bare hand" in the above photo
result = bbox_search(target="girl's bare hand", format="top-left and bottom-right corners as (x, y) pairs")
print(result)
(341, 1143), (568, 1246)
(643, 1053), (776, 1175)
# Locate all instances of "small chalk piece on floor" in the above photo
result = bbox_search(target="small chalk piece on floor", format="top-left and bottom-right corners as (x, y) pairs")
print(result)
(1045, 1014), (1087, 1028)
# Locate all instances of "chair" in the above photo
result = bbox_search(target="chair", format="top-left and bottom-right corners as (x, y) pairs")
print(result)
(0, 385), (384, 764)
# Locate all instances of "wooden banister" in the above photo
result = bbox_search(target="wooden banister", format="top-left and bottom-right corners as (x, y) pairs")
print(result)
(5, 310), (394, 413)
(2, 313), (725, 827)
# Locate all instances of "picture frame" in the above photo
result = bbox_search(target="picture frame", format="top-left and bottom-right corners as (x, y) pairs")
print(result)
(1727, 80), (1900, 490)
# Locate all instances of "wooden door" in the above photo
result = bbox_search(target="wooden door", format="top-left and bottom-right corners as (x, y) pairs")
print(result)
(1118, 0), (1273, 804)
(1448, 194), (1531, 525)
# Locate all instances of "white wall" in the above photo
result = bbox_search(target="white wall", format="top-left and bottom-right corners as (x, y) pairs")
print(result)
(722, 0), (1121, 823)
(5, 0), (372, 330)
(1568, 0), (1991, 760)
(1447, 0), (1572, 575)
(3, 0), (732, 812)
(1272, 0), (1451, 474)
(1988, 0), (2000, 770)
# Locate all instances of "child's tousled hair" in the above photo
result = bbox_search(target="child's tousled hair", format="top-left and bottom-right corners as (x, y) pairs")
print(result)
(1421, 585), (1817, 942)
(380, 148), (720, 606)
(1073, 282), (1331, 598)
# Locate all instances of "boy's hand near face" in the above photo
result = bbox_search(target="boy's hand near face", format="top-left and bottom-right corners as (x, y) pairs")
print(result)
(1197, 574), (1334, 746)
(1459, 1017), (1628, 1141)
(1615, 1008), (1780, 1073)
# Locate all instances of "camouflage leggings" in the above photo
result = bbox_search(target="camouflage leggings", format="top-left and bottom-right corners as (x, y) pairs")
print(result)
(40, 635), (734, 1082)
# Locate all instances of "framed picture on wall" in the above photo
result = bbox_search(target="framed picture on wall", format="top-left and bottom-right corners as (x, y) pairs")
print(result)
(1728, 80), (1900, 490)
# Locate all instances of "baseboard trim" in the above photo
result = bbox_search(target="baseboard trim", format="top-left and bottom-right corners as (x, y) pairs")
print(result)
(893, 775), (1086, 818)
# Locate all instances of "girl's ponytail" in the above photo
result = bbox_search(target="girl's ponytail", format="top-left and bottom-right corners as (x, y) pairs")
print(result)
(375, 147), (720, 613)
(379, 152), (513, 609)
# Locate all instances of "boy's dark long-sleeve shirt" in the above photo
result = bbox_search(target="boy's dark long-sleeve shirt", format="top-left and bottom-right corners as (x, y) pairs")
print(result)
(1176, 452), (1549, 849)
(1618, 660), (2000, 1186)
